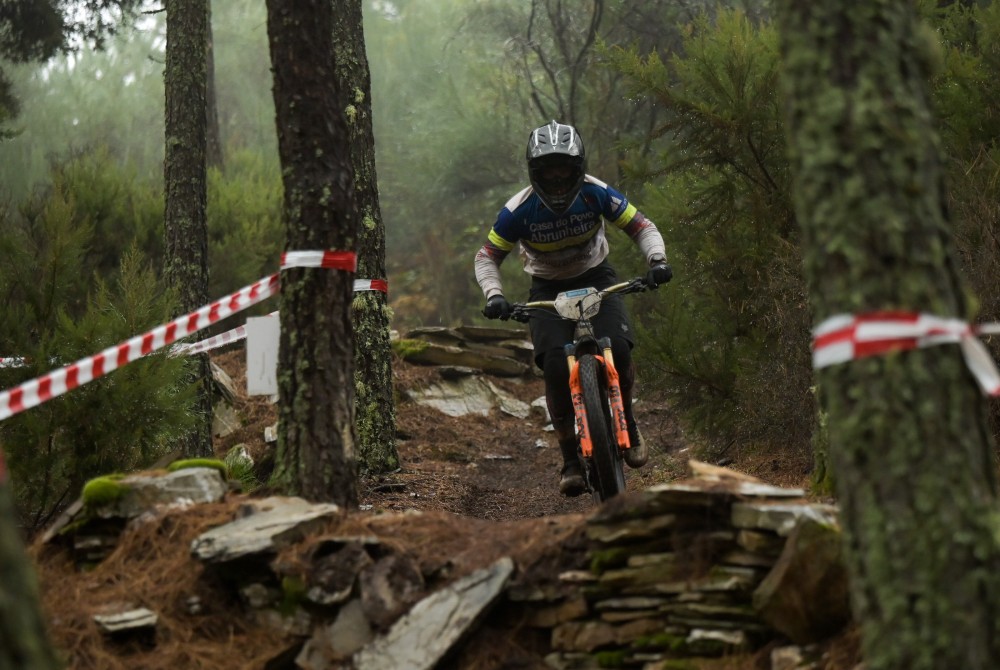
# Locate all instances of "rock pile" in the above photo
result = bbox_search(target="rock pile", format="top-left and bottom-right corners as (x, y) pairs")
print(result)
(45, 463), (852, 669)
(502, 464), (849, 668)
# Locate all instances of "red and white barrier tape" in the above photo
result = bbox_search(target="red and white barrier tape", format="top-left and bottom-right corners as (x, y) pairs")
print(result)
(170, 279), (387, 357)
(813, 312), (1000, 396)
(281, 250), (357, 271)
(0, 273), (280, 421)
(353, 278), (388, 293)
(0, 250), (371, 422)
(169, 311), (278, 357)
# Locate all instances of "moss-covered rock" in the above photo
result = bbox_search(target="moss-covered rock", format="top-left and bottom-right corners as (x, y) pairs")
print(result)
(390, 338), (429, 358)
(81, 474), (129, 508)
(167, 458), (228, 478)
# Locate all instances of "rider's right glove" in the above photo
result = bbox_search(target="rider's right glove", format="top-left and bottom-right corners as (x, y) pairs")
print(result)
(646, 262), (673, 289)
(483, 295), (512, 320)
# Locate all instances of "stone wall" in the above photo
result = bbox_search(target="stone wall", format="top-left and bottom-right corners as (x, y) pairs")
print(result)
(48, 464), (851, 669)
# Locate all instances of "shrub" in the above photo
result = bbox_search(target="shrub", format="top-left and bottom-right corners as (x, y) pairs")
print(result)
(606, 10), (814, 457)
(0, 171), (196, 531)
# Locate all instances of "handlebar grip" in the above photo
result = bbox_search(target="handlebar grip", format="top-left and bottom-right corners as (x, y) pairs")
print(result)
(509, 306), (530, 323)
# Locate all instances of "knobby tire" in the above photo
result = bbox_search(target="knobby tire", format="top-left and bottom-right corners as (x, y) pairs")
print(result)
(578, 354), (625, 502)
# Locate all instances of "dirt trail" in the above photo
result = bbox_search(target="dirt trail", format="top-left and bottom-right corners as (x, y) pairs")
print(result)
(211, 348), (812, 520)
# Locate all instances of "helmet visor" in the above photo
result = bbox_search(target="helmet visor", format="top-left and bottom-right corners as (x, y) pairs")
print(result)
(529, 154), (584, 214)
(538, 164), (577, 196)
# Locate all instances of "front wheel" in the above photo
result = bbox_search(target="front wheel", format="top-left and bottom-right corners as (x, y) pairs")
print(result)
(578, 354), (626, 502)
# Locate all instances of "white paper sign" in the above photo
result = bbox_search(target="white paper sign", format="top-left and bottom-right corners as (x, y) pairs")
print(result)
(246, 316), (280, 396)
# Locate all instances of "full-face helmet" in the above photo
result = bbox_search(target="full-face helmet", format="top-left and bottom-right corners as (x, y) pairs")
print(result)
(526, 120), (586, 215)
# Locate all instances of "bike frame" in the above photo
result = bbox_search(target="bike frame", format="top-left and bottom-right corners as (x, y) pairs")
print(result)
(566, 333), (629, 459)
(511, 278), (649, 498)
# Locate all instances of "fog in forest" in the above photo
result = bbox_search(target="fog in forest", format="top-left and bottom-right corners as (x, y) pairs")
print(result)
(0, 0), (735, 326)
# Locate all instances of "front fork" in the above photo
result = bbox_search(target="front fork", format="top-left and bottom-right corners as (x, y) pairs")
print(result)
(566, 337), (631, 459)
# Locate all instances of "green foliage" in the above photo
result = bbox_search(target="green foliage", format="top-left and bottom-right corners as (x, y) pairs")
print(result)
(589, 546), (630, 573)
(206, 149), (283, 304)
(224, 445), (261, 493)
(0, 20), (167, 197)
(42, 146), (164, 278)
(3, 147), (164, 320)
(595, 650), (627, 668)
(925, 2), (1000, 433)
(606, 10), (813, 456)
(0, 171), (197, 530)
(279, 575), (307, 616)
(608, 4), (1000, 461)
(390, 338), (429, 358)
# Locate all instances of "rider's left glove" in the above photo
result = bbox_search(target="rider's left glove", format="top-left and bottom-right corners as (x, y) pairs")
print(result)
(646, 263), (673, 289)
(483, 295), (512, 320)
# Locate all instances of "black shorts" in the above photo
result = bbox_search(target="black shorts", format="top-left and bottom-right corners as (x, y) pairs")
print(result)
(527, 260), (634, 368)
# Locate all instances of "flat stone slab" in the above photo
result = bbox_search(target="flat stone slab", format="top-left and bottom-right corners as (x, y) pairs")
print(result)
(453, 325), (527, 341)
(190, 496), (340, 563)
(94, 467), (229, 520)
(93, 607), (158, 634)
(407, 375), (531, 418)
(399, 341), (529, 377)
(731, 501), (838, 537)
(352, 557), (514, 670)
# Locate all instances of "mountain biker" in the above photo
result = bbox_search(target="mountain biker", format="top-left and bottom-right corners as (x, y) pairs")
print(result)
(475, 120), (672, 497)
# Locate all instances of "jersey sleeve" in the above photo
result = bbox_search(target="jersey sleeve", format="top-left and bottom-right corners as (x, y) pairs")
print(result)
(474, 209), (520, 299)
(603, 184), (667, 265)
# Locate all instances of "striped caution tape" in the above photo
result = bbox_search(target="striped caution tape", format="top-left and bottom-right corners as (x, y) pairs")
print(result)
(812, 311), (1000, 396)
(281, 250), (357, 271)
(0, 250), (373, 422)
(353, 278), (388, 293)
(169, 311), (278, 357)
(0, 273), (280, 421)
(170, 278), (387, 357)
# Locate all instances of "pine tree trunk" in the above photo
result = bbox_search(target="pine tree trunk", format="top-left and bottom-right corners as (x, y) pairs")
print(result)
(266, 0), (359, 505)
(205, 3), (224, 172)
(332, 0), (398, 475)
(778, 2), (1000, 668)
(0, 453), (59, 669)
(164, 0), (212, 458)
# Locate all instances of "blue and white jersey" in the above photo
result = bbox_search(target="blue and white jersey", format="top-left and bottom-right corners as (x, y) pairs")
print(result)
(475, 175), (665, 298)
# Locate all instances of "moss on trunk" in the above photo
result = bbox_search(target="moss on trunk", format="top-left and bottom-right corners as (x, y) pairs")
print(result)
(778, 1), (1000, 667)
(332, 0), (398, 475)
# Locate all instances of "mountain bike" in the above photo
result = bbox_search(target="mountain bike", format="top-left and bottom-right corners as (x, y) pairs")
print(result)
(509, 277), (653, 503)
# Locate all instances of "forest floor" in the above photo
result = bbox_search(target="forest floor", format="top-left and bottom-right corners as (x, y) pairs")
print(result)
(29, 348), (844, 670)
(211, 349), (817, 521)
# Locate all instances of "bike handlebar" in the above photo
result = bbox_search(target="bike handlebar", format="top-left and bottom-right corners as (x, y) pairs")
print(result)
(508, 276), (654, 323)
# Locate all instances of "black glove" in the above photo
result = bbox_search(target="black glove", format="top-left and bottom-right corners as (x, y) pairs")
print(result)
(646, 262), (673, 288)
(483, 295), (512, 320)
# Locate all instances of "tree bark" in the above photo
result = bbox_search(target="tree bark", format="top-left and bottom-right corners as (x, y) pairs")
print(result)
(0, 452), (60, 669)
(332, 0), (398, 475)
(266, 0), (359, 505)
(164, 0), (212, 458)
(777, 2), (1000, 668)
(205, 1), (224, 171)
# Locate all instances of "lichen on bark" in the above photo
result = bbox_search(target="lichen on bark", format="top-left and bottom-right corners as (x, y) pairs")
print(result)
(777, 1), (1000, 667)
